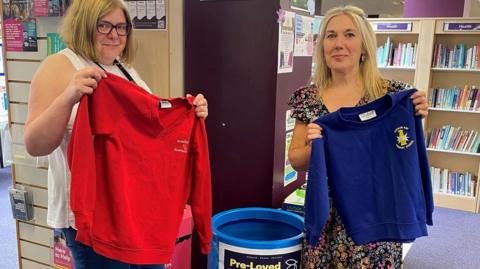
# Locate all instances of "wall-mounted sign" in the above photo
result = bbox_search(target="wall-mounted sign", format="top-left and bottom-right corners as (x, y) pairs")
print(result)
(372, 22), (412, 32)
(443, 23), (480, 32)
(53, 230), (74, 269)
(290, 0), (315, 15)
(33, 0), (71, 17)
(284, 131), (297, 187)
(278, 10), (295, 74)
(2, 0), (38, 52)
(126, 0), (166, 30)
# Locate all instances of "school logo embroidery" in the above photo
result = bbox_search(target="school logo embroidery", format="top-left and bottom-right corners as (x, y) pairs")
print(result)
(174, 139), (189, 153)
(395, 126), (414, 149)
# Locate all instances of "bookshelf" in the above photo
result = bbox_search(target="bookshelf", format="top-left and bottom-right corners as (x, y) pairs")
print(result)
(427, 148), (480, 157)
(371, 19), (422, 86)
(371, 18), (480, 213)
(431, 68), (480, 72)
(427, 19), (480, 213)
(429, 107), (480, 113)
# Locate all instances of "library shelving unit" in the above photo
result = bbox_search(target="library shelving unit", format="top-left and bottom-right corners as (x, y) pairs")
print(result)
(370, 19), (423, 87)
(426, 19), (480, 213)
(371, 18), (480, 213)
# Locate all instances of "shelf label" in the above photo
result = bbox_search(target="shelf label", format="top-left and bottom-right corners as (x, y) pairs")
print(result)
(443, 23), (480, 32)
(372, 22), (412, 32)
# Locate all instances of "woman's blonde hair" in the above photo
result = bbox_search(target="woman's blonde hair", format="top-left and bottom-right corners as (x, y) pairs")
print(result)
(313, 5), (385, 100)
(59, 0), (136, 64)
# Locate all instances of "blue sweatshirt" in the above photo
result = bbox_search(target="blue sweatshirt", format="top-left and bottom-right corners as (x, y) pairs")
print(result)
(305, 89), (434, 246)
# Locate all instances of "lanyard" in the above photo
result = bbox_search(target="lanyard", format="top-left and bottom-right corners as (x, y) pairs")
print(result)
(94, 60), (136, 84)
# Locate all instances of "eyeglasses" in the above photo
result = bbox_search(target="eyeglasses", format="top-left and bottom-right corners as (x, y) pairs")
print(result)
(96, 21), (132, 36)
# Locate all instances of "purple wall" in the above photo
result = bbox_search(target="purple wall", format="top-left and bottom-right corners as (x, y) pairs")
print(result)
(404, 0), (465, 17)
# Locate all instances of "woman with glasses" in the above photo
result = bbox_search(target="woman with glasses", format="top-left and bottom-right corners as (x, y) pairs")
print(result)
(24, 0), (208, 268)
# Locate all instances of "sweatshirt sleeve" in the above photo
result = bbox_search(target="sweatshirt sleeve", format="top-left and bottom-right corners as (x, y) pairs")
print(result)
(415, 115), (434, 225)
(67, 95), (97, 245)
(305, 138), (331, 246)
(190, 117), (213, 254)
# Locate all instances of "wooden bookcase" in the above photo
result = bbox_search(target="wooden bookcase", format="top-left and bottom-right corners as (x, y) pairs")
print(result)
(371, 19), (422, 87)
(371, 18), (480, 213)
(427, 19), (480, 213)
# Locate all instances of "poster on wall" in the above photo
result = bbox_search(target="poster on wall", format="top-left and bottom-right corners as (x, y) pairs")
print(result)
(0, 41), (4, 76)
(290, 0), (307, 11)
(285, 109), (295, 132)
(312, 15), (323, 35)
(277, 10), (295, 74)
(2, 0), (38, 52)
(284, 131), (298, 186)
(126, 0), (166, 30)
(290, 0), (315, 15)
(53, 229), (75, 269)
(311, 16), (323, 75)
(294, 14), (314, 57)
(32, 0), (71, 17)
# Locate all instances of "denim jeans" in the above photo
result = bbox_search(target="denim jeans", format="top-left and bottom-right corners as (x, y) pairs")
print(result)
(61, 227), (165, 269)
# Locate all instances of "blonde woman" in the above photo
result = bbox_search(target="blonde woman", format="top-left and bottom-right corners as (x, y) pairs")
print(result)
(24, 0), (208, 268)
(288, 6), (428, 269)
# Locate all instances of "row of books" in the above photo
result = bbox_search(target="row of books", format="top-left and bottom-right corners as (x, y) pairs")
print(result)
(431, 43), (479, 70)
(430, 167), (477, 197)
(47, 33), (66, 56)
(428, 86), (480, 111)
(427, 125), (480, 153)
(376, 37), (417, 67)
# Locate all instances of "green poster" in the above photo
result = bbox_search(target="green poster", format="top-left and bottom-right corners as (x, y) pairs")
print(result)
(290, 0), (308, 11)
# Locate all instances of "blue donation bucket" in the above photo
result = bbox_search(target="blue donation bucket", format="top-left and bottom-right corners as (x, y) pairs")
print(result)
(208, 207), (304, 269)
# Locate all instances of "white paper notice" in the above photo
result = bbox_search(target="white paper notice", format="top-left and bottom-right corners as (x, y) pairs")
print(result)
(127, 1), (137, 19)
(278, 11), (295, 74)
(156, 0), (166, 19)
(294, 15), (314, 57)
(286, 109), (295, 132)
(284, 131), (298, 186)
(146, 0), (156, 19)
(136, 1), (147, 20)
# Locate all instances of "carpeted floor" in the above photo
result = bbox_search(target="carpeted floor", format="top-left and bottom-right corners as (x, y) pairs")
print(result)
(0, 166), (19, 269)
(404, 206), (480, 269)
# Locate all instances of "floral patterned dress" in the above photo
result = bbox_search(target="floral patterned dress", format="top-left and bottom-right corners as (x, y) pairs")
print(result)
(288, 80), (409, 269)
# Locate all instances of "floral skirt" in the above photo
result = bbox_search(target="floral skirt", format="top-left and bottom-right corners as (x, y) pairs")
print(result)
(302, 207), (402, 269)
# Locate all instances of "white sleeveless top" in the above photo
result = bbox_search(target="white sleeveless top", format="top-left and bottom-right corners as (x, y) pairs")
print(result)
(47, 48), (152, 228)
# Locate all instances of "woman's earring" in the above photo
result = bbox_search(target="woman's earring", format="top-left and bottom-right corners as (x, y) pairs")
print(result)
(360, 54), (366, 63)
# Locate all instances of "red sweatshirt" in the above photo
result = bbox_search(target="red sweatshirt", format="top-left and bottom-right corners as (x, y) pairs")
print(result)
(67, 73), (212, 264)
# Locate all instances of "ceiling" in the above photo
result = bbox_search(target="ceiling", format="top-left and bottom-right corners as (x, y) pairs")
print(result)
(320, 0), (480, 18)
